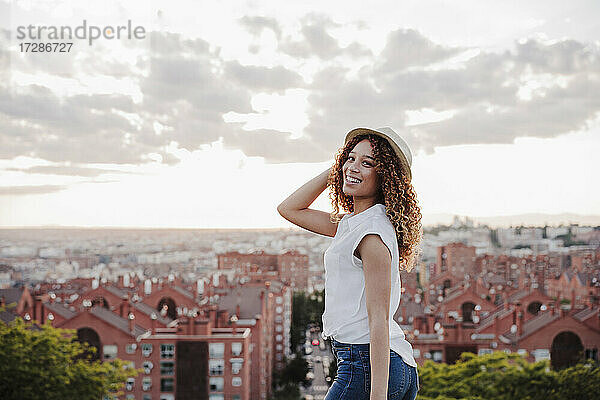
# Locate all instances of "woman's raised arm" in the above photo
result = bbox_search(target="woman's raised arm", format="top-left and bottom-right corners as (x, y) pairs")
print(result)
(277, 167), (339, 237)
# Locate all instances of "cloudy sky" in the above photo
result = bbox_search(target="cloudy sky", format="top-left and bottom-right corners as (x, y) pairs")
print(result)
(0, 0), (598, 228)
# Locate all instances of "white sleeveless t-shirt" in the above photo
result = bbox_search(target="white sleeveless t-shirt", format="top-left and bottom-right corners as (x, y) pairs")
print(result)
(321, 203), (418, 368)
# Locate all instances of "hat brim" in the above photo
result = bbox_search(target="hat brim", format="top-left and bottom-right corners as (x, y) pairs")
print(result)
(344, 127), (412, 182)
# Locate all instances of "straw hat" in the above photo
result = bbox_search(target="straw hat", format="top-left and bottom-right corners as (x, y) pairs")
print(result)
(344, 127), (413, 182)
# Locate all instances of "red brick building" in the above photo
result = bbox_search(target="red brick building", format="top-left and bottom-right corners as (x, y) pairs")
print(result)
(546, 270), (590, 301)
(218, 250), (309, 291)
(0, 286), (34, 323)
(55, 302), (252, 400)
(15, 272), (292, 400)
(407, 284), (600, 368)
(401, 244), (600, 368)
(435, 243), (477, 278)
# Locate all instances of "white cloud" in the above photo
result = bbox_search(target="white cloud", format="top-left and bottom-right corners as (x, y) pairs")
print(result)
(405, 108), (457, 126)
(1, 0), (599, 227)
(223, 89), (309, 138)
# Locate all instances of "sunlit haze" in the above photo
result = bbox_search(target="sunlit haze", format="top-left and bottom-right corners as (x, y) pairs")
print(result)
(1, 0), (598, 228)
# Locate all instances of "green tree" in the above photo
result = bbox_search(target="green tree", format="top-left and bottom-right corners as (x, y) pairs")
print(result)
(556, 227), (587, 247)
(489, 229), (501, 248)
(270, 382), (301, 400)
(554, 359), (600, 399)
(273, 352), (309, 388)
(417, 351), (600, 400)
(290, 292), (308, 351)
(271, 352), (309, 400)
(290, 290), (324, 352)
(0, 317), (140, 400)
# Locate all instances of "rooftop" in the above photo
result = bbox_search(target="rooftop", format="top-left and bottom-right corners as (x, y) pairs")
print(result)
(90, 306), (147, 337)
(500, 311), (561, 343)
(43, 301), (77, 320)
(133, 301), (173, 325)
(0, 287), (25, 305)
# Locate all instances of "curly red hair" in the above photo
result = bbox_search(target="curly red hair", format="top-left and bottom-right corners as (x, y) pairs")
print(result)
(328, 134), (423, 272)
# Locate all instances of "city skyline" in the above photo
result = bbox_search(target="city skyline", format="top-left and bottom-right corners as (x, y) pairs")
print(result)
(1, 0), (599, 228)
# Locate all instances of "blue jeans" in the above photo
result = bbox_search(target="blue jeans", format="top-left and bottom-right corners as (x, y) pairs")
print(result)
(325, 338), (419, 400)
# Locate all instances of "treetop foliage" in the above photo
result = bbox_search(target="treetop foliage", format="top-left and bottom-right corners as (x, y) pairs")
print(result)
(417, 351), (600, 400)
(0, 316), (140, 400)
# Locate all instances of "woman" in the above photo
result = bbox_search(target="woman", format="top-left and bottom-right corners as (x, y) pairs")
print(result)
(277, 127), (422, 400)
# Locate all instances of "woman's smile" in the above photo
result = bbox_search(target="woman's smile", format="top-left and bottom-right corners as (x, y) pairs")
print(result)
(345, 175), (362, 185)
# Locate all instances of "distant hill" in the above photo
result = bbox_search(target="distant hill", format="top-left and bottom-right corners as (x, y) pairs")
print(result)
(1, 212), (599, 231)
(422, 212), (600, 228)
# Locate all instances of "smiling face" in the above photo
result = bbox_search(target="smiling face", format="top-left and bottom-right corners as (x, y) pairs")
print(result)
(342, 139), (381, 200)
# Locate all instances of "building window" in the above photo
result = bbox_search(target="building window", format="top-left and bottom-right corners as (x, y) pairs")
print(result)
(125, 377), (135, 391)
(126, 343), (137, 354)
(276, 296), (283, 304)
(209, 395), (224, 400)
(533, 349), (551, 362)
(585, 348), (598, 361)
(276, 354), (283, 361)
(478, 348), (493, 356)
(276, 344), (282, 351)
(126, 395), (135, 400)
(276, 306), (283, 314)
(210, 342), (225, 358)
(123, 361), (135, 370)
(143, 395), (152, 400)
(275, 315), (282, 323)
(160, 378), (174, 392)
(103, 344), (117, 360)
(160, 361), (175, 376)
(209, 359), (224, 375)
(276, 325), (283, 332)
(413, 349), (421, 358)
(142, 377), (152, 391)
(141, 343), (153, 357)
(143, 361), (153, 374)
(231, 342), (243, 356)
(231, 360), (243, 374)
(276, 334), (282, 341)
(161, 344), (175, 359)
(209, 377), (224, 392)
(232, 377), (242, 387)
(233, 395), (241, 400)
(160, 395), (174, 400)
